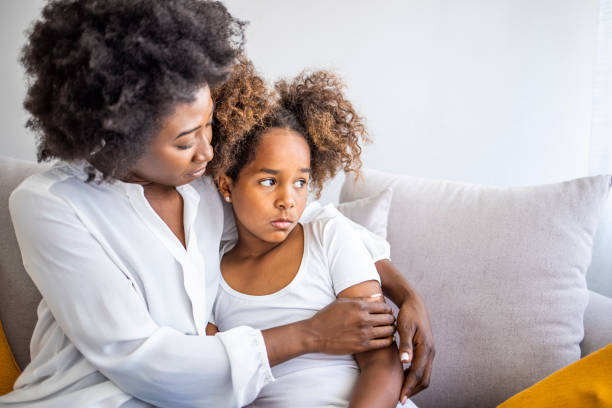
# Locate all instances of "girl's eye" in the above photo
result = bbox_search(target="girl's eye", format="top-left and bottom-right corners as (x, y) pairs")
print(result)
(176, 145), (193, 150)
(260, 179), (275, 187)
(294, 179), (307, 188)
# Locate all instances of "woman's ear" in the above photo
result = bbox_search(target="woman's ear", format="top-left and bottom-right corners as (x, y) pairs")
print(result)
(217, 174), (233, 203)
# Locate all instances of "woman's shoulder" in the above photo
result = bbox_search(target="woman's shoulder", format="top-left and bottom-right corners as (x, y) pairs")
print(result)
(11, 162), (80, 202)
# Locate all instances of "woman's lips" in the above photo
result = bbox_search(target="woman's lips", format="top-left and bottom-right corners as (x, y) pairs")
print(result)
(270, 220), (293, 229)
(187, 166), (207, 177)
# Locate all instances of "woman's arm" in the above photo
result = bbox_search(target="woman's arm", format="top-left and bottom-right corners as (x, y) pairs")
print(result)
(10, 184), (265, 407)
(339, 280), (403, 408)
(377, 259), (435, 401)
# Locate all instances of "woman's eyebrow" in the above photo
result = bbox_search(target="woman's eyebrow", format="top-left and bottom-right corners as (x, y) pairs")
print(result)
(175, 125), (202, 140)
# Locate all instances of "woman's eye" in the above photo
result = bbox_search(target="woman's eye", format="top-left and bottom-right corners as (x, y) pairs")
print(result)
(294, 179), (307, 188)
(176, 145), (193, 150)
(260, 179), (275, 187)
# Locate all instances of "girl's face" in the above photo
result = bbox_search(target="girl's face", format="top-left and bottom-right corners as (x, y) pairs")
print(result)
(128, 86), (214, 187)
(222, 127), (311, 244)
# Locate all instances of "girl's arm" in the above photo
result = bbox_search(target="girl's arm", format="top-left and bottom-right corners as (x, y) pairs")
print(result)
(338, 280), (404, 408)
(299, 203), (435, 399)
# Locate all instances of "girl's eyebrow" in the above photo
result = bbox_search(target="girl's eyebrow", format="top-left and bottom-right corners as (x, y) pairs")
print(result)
(259, 168), (311, 174)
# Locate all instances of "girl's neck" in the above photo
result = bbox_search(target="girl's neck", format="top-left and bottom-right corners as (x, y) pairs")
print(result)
(232, 223), (302, 260)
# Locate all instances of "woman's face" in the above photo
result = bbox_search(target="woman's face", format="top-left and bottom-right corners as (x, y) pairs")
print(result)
(224, 127), (311, 244)
(128, 86), (214, 187)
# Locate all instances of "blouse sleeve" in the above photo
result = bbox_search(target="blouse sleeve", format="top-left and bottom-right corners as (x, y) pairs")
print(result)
(9, 182), (272, 408)
(301, 202), (391, 262)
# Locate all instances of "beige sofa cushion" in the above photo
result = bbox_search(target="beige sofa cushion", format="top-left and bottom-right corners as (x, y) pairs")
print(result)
(340, 169), (611, 408)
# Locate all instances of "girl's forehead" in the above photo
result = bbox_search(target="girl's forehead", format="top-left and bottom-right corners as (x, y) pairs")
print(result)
(251, 128), (311, 169)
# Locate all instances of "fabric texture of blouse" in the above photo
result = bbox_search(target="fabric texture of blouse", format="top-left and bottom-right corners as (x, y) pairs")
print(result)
(0, 162), (391, 408)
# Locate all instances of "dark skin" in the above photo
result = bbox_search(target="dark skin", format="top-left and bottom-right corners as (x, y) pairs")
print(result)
(128, 86), (434, 401)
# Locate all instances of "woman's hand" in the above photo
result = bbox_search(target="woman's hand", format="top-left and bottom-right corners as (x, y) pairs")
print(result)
(262, 298), (395, 367)
(306, 297), (397, 355)
(396, 291), (434, 402)
(376, 259), (435, 402)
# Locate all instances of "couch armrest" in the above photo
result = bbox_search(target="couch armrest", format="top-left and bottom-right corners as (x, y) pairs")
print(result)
(581, 290), (612, 357)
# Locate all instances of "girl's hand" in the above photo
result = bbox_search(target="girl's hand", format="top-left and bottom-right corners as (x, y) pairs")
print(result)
(305, 297), (396, 355)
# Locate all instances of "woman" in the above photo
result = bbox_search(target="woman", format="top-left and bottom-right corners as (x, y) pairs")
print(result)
(0, 1), (433, 407)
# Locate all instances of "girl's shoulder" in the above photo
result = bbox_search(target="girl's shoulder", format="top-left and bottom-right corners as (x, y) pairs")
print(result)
(302, 214), (355, 251)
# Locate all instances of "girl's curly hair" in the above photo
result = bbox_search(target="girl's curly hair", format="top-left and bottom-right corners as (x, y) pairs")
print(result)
(21, 0), (245, 180)
(209, 59), (370, 198)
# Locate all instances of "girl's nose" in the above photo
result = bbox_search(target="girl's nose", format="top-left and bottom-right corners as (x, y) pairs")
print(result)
(275, 187), (295, 210)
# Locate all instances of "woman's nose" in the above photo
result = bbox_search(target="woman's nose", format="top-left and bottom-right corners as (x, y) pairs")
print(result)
(193, 137), (213, 163)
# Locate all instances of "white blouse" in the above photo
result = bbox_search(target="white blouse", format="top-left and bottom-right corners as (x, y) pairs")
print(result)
(0, 162), (390, 408)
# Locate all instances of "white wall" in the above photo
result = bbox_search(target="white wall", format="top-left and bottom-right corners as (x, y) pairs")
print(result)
(2, 0), (599, 187)
(0, 1), (43, 162)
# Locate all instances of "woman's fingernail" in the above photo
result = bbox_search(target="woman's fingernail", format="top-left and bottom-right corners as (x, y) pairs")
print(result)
(401, 396), (408, 404)
(370, 293), (382, 298)
(400, 352), (410, 362)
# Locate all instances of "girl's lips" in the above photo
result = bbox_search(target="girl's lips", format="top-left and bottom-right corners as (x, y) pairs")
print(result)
(270, 220), (292, 229)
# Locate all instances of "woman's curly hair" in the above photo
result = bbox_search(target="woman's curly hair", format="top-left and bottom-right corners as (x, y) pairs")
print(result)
(21, 0), (245, 180)
(209, 59), (370, 198)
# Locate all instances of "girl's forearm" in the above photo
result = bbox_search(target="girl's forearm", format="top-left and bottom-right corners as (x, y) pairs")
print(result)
(350, 344), (404, 408)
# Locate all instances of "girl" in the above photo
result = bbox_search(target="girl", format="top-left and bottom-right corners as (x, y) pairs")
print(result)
(207, 59), (417, 407)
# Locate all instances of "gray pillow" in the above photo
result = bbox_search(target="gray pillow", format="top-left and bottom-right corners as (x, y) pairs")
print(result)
(340, 169), (611, 408)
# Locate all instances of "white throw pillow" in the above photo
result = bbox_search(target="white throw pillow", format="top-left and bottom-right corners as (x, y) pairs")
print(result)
(302, 187), (393, 239)
(335, 187), (393, 239)
(340, 169), (611, 408)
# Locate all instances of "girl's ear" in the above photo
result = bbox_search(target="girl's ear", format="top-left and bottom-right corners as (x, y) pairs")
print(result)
(217, 174), (233, 203)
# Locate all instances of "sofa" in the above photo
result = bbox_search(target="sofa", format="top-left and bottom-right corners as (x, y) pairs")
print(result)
(1, 155), (612, 407)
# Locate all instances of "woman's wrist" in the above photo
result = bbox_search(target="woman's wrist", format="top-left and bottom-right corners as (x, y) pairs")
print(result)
(297, 316), (322, 353)
(261, 319), (317, 366)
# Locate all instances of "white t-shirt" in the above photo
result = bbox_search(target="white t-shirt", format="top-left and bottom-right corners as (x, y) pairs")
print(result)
(213, 217), (381, 407)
